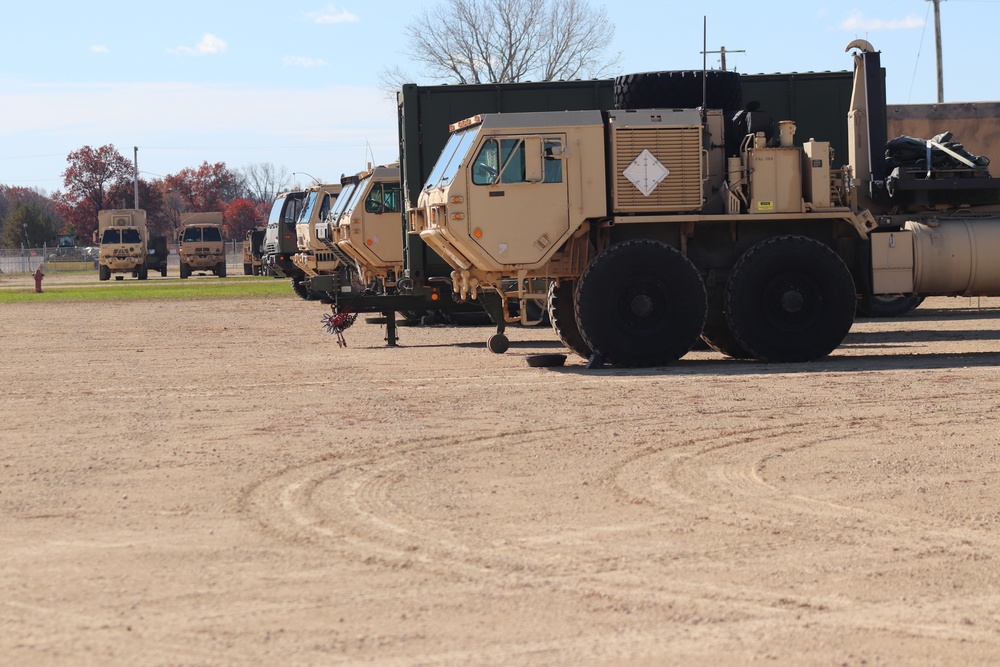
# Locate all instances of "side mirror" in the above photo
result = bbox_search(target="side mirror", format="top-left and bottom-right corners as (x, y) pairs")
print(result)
(524, 137), (543, 183)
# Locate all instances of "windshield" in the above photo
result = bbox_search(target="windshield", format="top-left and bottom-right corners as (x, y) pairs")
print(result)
(343, 178), (368, 218)
(121, 229), (142, 244)
(101, 229), (121, 244)
(297, 192), (318, 224)
(182, 227), (202, 243)
(202, 227), (222, 242)
(424, 126), (481, 190)
(327, 182), (357, 225)
(267, 197), (287, 225)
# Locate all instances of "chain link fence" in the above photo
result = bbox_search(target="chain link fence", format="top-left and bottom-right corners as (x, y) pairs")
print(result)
(0, 242), (245, 276)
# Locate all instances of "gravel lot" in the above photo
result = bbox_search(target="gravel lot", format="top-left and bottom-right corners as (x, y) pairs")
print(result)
(3, 273), (1000, 665)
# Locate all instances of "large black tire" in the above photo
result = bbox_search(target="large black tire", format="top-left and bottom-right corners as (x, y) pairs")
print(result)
(725, 236), (856, 362)
(575, 240), (707, 368)
(180, 263), (190, 279)
(701, 279), (753, 359)
(856, 293), (925, 318)
(217, 262), (227, 278)
(547, 280), (591, 359)
(99, 264), (110, 281)
(160, 266), (167, 277)
(290, 273), (310, 300)
(614, 70), (742, 111)
(244, 263), (252, 276)
(137, 264), (148, 280)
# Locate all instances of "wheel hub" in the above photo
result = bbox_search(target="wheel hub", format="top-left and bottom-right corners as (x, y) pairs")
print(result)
(630, 293), (655, 318)
(780, 289), (804, 313)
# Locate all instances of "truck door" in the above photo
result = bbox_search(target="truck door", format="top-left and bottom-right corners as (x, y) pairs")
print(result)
(465, 134), (569, 267)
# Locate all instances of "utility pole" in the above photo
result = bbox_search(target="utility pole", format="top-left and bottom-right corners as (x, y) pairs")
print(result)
(133, 146), (140, 209)
(930, 0), (944, 102)
(702, 46), (745, 71)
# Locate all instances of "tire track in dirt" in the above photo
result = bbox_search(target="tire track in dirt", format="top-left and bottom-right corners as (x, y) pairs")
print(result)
(607, 411), (1000, 644)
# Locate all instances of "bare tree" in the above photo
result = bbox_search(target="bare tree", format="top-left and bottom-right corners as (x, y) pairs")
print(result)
(239, 162), (291, 204)
(395, 0), (619, 85)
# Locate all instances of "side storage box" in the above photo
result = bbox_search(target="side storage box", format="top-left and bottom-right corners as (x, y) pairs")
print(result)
(871, 229), (914, 294)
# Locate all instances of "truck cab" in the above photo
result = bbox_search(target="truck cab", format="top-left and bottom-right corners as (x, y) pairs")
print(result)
(95, 209), (149, 281)
(329, 163), (404, 288)
(177, 212), (226, 278)
(291, 183), (343, 279)
(262, 190), (305, 278)
(243, 228), (265, 275)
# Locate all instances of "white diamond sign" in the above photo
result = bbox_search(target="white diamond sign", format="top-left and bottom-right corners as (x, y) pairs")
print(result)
(623, 149), (669, 197)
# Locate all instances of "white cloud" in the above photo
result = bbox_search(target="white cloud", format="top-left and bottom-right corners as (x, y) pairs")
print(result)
(168, 33), (228, 56)
(0, 80), (400, 184)
(306, 5), (359, 24)
(90, 45), (109, 54)
(283, 56), (328, 68)
(840, 11), (924, 31)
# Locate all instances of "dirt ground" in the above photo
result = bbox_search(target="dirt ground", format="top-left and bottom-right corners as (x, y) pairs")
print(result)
(3, 273), (1000, 666)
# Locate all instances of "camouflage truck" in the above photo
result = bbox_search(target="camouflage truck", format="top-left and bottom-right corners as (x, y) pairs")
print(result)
(94, 209), (148, 281)
(177, 212), (226, 278)
(411, 41), (1000, 365)
(243, 227), (265, 275)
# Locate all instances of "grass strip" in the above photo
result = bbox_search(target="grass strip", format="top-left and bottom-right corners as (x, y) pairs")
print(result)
(0, 278), (294, 303)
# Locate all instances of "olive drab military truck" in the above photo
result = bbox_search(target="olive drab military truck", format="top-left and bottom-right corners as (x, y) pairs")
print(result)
(290, 183), (342, 299)
(411, 41), (1000, 366)
(262, 190), (306, 279)
(146, 235), (169, 277)
(94, 209), (149, 281)
(243, 227), (265, 275)
(177, 212), (227, 278)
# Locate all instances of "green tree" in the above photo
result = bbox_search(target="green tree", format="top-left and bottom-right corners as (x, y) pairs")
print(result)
(1, 201), (61, 248)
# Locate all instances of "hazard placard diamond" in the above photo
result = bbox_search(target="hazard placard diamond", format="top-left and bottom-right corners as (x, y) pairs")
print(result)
(623, 149), (669, 197)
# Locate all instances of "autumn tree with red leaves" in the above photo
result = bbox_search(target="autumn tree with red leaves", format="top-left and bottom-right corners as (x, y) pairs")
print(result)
(163, 162), (242, 213)
(54, 144), (133, 241)
(223, 198), (264, 240)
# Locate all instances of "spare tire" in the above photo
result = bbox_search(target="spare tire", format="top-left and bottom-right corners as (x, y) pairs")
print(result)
(614, 70), (742, 111)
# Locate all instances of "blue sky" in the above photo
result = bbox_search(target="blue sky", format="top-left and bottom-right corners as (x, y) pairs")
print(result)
(1, 0), (997, 193)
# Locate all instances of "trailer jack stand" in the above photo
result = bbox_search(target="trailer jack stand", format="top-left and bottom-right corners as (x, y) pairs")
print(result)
(384, 311), (398, 347)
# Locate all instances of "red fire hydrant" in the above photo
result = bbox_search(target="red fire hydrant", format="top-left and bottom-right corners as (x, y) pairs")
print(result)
(33, 265), (44, 293)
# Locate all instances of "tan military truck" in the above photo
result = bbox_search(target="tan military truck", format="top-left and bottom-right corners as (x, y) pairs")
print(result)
(177, 212), (227, 278)
(291, 183), (343, 276)
(94, 209), (148, 281)
(243, 227), (265, 275)
(325, 163), (403, 288)
(411, 41), (1000, 366)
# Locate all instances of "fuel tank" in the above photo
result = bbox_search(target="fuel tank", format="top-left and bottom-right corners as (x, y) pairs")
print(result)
(910, 217), (1000, 295)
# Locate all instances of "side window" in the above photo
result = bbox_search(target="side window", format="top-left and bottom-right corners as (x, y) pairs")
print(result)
(365, 185), (403, 214)
(544, 139), (563, 183)
(499, 139), (524, 184)
(472, 140), (500, 185)
(472, 138), (526, 185)
(471, 137), (561, 185)
(319, 194), (331, 221)
(383, 186), (402, 213)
